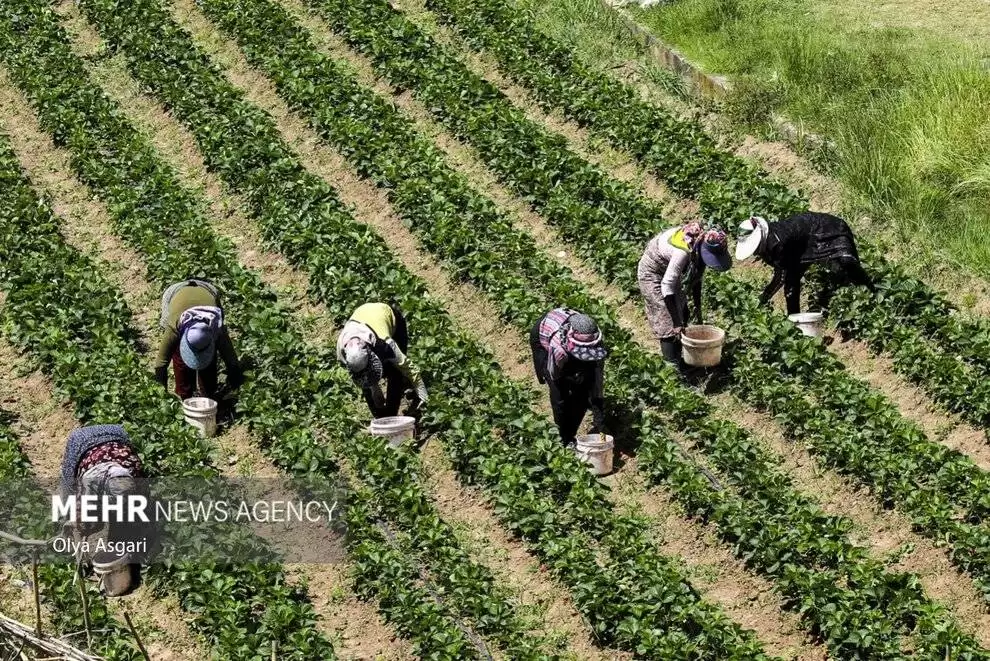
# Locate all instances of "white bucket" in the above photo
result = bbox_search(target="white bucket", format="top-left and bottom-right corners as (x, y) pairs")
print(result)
(574, 434), (614, 476)
(369, 416), (416, 448)
(788, 312), (824, 338)
(681, 325), (726, 367)
(182, 397), (218, 438)
(92, 552), (133, 597)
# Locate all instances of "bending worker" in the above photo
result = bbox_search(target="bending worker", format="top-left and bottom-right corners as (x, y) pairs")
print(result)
(337, 302), (428, 418)
(530, 308), (608, 448)
(155, 279), (243, 400)
(637, 222), (732, 368)
(736, 211), (875, 314)
(58, 425), (149, 596)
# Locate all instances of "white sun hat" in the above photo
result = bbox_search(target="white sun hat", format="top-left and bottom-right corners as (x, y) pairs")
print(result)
(735, 216), (769, 260)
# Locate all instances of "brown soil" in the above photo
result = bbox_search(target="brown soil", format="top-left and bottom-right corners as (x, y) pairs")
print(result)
(419, 438), (616, 659)
(0, 71), (160, 342)
(710, 392), (990, 645)
(827, 337), (990, 469)
(162, 3), (831, 654)
(601, 458), (824, 659)
(64, 38), (340, 349)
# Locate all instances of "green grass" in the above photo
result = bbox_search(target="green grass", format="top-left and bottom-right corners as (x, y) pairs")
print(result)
(629, 0), (990, 274)
(513, 0), (990, 279)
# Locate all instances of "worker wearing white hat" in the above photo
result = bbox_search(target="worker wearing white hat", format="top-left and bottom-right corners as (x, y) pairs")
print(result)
(736, 212), (875, 314)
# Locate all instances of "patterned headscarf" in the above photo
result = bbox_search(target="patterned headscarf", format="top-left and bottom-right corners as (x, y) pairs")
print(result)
(682, 222), (704, 244)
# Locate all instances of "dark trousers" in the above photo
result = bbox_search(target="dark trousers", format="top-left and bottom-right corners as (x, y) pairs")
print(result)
(364, 304), (409, 418)
(783, 257), (874, 314)
(172, 350), (218, 400)
(530, 322), (589, 445)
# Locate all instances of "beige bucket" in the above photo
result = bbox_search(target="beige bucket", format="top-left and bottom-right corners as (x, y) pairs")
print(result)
(92, 552), (133, 597)
(681, 325), (726, 367)
(788, 312), (824, 338)
(574, 434), (614, 476)
(369, 416), (416, 448)
(182, 397), (218, 438)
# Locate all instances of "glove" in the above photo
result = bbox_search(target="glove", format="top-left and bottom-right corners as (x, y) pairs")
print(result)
(663, 294), (685, 329)
(384, 338), (406, 363)
(413, 376), (428, 404)
(154, 365), (168, 387)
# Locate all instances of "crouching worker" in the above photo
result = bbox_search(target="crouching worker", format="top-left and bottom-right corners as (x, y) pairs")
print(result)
(638, 222), (732, 369)
(337, 302), (428, 418)
(155, 279), (243, 400)
(530, 308), (608, 448)
(736, 212), (875, 314)
(58, 425), (150, 597)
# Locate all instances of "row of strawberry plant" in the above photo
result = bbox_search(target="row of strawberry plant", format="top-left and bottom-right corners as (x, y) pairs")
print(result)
(0, 5), (532, 655)
(313, 0), (990, 473)
(0, 133), (336, 659)
(423, 0), (804, 228)
(422, 0), (990, 380)
(710, 278), (990, 521)
(705, 282), (990, 595)
(0, 404), (142, 660)
(152, 0), (982, 653)
(313, 0), (990, 432)
(811, 271), (990, 429)
(305, 0), (658, 287)
(77, 0), (778, 655)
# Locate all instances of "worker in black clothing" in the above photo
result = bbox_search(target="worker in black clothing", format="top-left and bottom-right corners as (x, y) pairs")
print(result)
(530, 308), (608, 448)
(736, 212), (875, 314)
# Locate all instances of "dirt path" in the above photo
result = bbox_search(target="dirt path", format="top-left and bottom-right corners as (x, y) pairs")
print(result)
(205, 7), (837, 654)
(709, 393), (990, 646)
(44, 8), (419, 656)
(828, 337), (990, 469)
(163, 2), (607, 652)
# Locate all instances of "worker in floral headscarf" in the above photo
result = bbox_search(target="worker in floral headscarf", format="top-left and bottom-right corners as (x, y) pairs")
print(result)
(637, 222), (732, 368)
(154, 279), (243, 400)
(337, 302), (428, 419)
(736, 212), (875, 314)
(58, 425), (149, 597)
(530, 308), (608, 448)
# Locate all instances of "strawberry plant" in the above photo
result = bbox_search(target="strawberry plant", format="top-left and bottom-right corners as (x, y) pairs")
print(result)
(0, 406), (143, 660)
(74, 0), (780, 656)
(84, 0), (990, 654)
(0, 4), (538, 656)
(0, 136), (336, 660)
(424, 0), (990, 413)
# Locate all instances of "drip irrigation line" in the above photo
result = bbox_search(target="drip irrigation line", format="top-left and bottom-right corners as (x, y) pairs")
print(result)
(375, 520), (495, 661)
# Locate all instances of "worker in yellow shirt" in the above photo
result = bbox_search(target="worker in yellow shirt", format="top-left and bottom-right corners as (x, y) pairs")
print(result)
(336, 302), (428, 418)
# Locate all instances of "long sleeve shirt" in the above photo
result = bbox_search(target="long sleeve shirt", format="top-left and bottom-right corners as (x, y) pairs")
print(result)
(639, 227), (706, 322)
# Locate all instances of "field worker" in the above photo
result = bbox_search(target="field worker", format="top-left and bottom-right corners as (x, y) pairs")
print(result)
(530, 308), (608, 448)
(337, 302), (428, 418)
(155, 279), (243, 400)
(58, 425), (149, 596)
(638, 222), (732, 368)
(736, 212), (876, 314)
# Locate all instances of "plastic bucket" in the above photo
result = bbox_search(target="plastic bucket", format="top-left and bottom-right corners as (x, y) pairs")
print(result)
(92, 551), (133, 597)
(182, 397), (218, 438)
(681, 325), (726, 367)
(369, 416), (416, 448)
(788, 312), (824, 338)
(574, 434), (614, 476)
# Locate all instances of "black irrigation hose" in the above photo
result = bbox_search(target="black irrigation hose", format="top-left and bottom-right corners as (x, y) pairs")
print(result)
(375, 520), (496, 661)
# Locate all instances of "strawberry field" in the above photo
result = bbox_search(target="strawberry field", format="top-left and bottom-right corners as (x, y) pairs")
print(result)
(0, 0), (989, 658)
